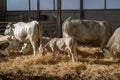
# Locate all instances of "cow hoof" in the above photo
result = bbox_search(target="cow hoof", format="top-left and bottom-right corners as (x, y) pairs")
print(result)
(67, 54), (71, 57)
(72, 60), (75, 63)
(19, 51), (23, 54)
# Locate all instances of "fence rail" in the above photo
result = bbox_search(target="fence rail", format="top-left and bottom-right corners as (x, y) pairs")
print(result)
(0, 21), (56, 37)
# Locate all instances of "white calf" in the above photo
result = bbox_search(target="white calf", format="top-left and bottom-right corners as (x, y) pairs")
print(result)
(42, 37), (78, 63)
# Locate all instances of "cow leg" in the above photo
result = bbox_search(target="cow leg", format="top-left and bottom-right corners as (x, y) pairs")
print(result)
(72, 46), (78, 61)
(51, 47), (54, 56)
(101, 33), (111, 53)
(20, 43), (32, 54)
(30, 39), (37, 56)
(20, 43), (27, 54)
(39, 43), (43, 56)
(101, 38), (107, 53)
(51, 48), (55, 61)
(72, 46), (78, 62)
(39, 26), (43, 56)
(67, 52), (71, 57)
(68, 47), (75, 63)
(65, 47), (71, 57)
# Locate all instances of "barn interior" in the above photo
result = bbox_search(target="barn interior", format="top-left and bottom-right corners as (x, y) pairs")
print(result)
(1, 0), (120, 36)
(0, 0), (120, 80)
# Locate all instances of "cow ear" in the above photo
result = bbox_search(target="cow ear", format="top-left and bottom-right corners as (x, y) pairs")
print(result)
(8, 22), (15, 28)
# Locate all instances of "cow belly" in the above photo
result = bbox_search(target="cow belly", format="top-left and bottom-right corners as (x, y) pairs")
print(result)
(76, 31), (100, 43)
(14, 34), (28, 42)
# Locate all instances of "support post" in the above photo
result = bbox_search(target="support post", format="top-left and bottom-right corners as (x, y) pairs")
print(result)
(28, 0), (31, 21)
(53, 0), (55, 11)
(80, 0), (84, 19)
(104, 0), (106, 10)
(57, 0), (62, 37)
(37, 0), (40, 21)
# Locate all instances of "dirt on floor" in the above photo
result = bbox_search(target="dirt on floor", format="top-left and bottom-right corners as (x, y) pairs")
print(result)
(0, 45), (120, 80)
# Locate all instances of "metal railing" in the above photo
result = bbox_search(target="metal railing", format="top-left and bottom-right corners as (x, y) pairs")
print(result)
(0, 21), (56, 37)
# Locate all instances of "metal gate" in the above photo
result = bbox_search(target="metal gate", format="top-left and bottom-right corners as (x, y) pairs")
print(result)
(0, 21), (56, 37)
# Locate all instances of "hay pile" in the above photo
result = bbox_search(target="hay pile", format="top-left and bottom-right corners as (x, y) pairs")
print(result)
(0, 46), (119, 80)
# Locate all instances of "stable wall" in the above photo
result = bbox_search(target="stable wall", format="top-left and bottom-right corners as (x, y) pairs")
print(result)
(5, 10), (120, 27)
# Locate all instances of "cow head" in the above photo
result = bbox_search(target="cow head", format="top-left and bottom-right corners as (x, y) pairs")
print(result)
(4, 22), (15, 36)
(103, 47), (112, 58)
(103, 46), (117, 58)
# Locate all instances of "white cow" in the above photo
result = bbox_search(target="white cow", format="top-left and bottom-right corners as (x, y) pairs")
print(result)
(4, 21), (42, 56)
(104, 27), (120, 58)
(42, 37), (78, 63)
(62, 17), (114, 52)
(0, 35), (22, 56)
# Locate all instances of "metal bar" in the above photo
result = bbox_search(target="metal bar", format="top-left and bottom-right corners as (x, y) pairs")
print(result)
(53, 0), (55, 11)
(37, 0), (40, 21)
(5, 0), (7, 21)
(104, 0), (106, 10)
(28, 0), (31, 21)
(80, 0), (84, 19)
(57, 0), (62, 37)
(29, 0), (31, 12)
